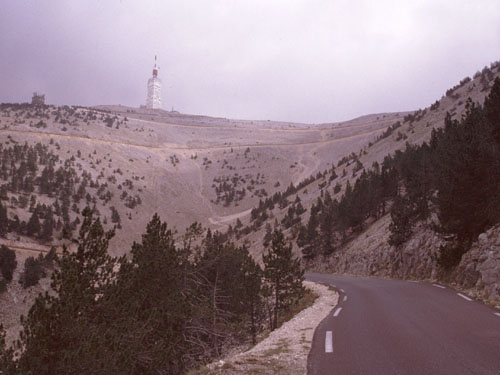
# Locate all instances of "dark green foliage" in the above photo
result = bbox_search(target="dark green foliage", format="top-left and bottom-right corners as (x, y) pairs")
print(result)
(195, 231), (264, 357)
(431, 80), (500, 242)
(0, 139), (124, 241)
(298, 158), (398, 259)
(39, 209), (54, 241)
(388, 195), (414, 247)
(241, 254), (263, 345)
(110, 205), (120, 225)
(26, 211), (40, 237)
(263, 223), (272, 247)
(212, 173), (250, 206)
(484, 77), (500, 142)
(11, 210), (270, 374)
(298, 203), (320, 260)
(19, 256), (46, 288)
(436, 242), (468, 269)
(296, 78), (500, 261)
(430, 100), (440, 111)
(17, 248), (54, 291)
(0, 324), (15, 375)
(16, 207), (117, 373)
(386, 78), (500, 251)
(374, 121), (402, 143)
(0, 203), (8, 237)
(263, 229), (304, 330)
(395, 143), (432, 220)
(107, 213), (189, 373)
(281, 203), (303, 229)
(0, 245), (17, 283)
(247, 175), (318, 221)
(333, 182), (341, 194)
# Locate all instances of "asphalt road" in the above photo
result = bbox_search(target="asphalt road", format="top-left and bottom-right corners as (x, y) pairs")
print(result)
(306, 273), (500, 375)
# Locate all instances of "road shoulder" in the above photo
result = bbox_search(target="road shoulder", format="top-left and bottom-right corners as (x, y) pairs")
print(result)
(196, 281), (338, 375)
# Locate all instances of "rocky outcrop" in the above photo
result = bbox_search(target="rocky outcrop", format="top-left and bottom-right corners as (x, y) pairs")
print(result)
(454, 226), (500, 302)
(316, 215), (500, 305)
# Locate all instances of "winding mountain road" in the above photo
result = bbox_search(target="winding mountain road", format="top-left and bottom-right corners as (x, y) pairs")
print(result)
(306, 273), (500, 375)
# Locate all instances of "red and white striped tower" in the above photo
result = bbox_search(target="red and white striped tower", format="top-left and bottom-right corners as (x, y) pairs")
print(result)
(146, 55), (162, 109)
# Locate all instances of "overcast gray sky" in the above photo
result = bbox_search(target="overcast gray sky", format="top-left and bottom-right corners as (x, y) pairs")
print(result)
(1, 0), (499, 123)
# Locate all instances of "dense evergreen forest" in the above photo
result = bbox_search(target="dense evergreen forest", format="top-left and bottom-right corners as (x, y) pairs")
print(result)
(0, 209), (304, 374)
(297, 78), (500, 268)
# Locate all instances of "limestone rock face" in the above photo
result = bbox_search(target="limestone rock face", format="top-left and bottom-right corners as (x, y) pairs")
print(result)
(322, 215), (500, 305)
(456, 226), (500, 302)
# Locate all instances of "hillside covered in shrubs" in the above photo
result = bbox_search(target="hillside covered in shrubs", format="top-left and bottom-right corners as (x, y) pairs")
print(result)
(295, 77), (500, 269)
(0, 208), (305, 374)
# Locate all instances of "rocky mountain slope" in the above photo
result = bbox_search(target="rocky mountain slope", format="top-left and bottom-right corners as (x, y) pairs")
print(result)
(0, 92), (401, 342)
(232, 61), (500, 305)
(0, 103), (403, 256)
(1, 60), (500, 344)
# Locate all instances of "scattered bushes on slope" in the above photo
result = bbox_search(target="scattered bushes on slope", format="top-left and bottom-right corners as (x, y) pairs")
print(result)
(297, 77), (500, 265)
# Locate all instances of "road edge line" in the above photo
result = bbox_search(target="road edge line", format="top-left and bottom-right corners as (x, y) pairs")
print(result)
(457, 293), (473, 301)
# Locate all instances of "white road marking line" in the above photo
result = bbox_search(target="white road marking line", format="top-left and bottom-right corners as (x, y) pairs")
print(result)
(325, 331), (333, 353)
(407, 280), (419, 283)
(333, 307), (343, 317)
(432, 284), (446, 289)
(494, 312), (500, 317)
(343, 295), (348, 302)
(457, 293), (472, 301)
(340, 288), (345, 293)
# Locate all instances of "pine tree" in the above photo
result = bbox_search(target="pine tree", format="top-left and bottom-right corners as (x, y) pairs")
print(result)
(241, 252), (263, 345)
(19, 256), (45, 288)
(17, 207), (116, 373)
(107, 213), (190, 373)
(26, 211), (40, 237)
(263, 223), (272, 247)
(39, 209), (54, 241)
(484, 77), (500, 143)
(388, 194), (414, 247)
(0, 203), (8, 237)
(263, 229), (304, 330)
(110, 205), (121, 224)
(0, 245), (17, 283)
(299, 208), (319, 260)
(0, 324), (15, 375)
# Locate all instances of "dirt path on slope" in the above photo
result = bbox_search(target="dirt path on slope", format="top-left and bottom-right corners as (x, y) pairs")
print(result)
(0, 239), (66, 254)
(208, 208), (252, 226)
(187, 156), (253, 227)
(292, 144), (323, 186)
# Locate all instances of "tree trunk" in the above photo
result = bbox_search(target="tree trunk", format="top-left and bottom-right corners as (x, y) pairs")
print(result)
(250, 299), (256, 345)
(273, 278), (279, 330)
(212, 270), (219, 358)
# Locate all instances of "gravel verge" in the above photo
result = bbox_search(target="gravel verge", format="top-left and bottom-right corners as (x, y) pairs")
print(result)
(200, 281), (338, 375)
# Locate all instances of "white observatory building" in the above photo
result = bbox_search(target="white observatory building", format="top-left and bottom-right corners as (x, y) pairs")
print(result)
(146, 56), (162, 109)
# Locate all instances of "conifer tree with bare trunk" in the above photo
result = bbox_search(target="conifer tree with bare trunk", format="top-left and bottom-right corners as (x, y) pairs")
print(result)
(263, 229), (304, 330)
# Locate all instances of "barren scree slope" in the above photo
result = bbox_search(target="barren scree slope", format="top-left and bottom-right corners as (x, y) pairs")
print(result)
(0, 103), (403, 255)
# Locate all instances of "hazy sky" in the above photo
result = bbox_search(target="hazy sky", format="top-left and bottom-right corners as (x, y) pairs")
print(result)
(1, 1), (499, 123)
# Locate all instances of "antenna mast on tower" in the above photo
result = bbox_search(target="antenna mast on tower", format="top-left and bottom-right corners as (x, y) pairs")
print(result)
(146, 55), (162, 109)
